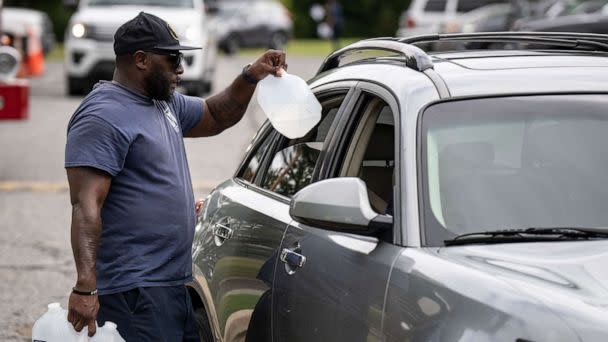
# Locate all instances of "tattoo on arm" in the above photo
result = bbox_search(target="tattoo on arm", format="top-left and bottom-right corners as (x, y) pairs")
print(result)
(205, 76), (255, 132)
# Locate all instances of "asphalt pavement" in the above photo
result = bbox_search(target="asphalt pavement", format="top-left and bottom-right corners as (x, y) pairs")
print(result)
(0, 54), (323, 341)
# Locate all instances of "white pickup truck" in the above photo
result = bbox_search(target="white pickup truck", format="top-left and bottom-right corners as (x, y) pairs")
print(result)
(64, 0), (217, 96)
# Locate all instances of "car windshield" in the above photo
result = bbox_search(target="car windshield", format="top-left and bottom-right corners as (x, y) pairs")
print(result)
(420, 95), (608, 246)
(87, 0), (194, 8)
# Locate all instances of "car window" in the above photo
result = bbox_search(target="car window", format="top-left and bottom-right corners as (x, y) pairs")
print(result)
(261, 94), (346, 197)
(238, 129), (274, 184)
(424, 0), (447, 12)
(338, 94), (395, 215)
(456, 0), (507, 12)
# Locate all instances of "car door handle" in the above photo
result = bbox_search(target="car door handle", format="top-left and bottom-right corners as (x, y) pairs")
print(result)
(280, 248), (307, 269)
(213, 223), (233, 245)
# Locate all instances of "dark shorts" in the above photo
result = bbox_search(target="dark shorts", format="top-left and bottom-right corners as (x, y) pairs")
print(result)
(97, 285), (200, 342)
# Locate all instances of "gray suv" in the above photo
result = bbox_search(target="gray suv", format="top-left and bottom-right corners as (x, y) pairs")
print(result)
(189, 32), (608, 342)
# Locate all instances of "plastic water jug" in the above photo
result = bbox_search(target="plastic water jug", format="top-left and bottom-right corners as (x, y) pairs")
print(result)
(90, 322), (125, 342)
(252, 72), (322, 139)
(32, 303), (87, 342)
(32, 303), (125, 342)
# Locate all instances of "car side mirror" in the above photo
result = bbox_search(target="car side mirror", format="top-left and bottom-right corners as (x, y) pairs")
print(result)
(289, 177), (393, 235)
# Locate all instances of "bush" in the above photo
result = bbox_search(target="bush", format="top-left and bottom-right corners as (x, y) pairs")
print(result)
(283, 0), (410, 39)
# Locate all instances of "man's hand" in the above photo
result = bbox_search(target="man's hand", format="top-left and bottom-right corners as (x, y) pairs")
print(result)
(67, 292), (100, 336)
(247, 49), (288, 81)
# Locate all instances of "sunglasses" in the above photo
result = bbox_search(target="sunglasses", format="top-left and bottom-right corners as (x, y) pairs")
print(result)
(142, 50), (183, 70)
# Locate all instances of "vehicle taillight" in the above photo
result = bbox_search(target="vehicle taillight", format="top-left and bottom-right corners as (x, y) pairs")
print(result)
(407, 16), (416, 29)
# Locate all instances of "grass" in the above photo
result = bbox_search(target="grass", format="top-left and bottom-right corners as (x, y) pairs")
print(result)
(48, 43), (65, 61)
(46, 38), (364, 61)
(240, 38), (362, 56)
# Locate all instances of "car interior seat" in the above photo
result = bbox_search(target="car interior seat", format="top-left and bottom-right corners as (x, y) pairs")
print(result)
(359, 124), (395, 213)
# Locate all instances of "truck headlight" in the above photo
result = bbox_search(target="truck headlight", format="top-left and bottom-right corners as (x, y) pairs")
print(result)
(185, 26), (198, 42)
(71, 23), (87, 38)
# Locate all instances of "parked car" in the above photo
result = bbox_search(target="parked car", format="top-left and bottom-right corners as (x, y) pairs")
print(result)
(64, 0), (218, 96)
(212, 0), (293, 54)
(397, 0), (509, 37)
(440, 3), (515, 34)
(513, 0), (608, 33)
(188, 32), (608, 342)
(2, 7), (56, 55)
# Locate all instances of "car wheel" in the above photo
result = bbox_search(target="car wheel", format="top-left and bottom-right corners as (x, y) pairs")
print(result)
(195, 307), (214, 342)
(269, 31), (288, 50)
(224, 35), (240, 55)
(67, 77), (86, 96)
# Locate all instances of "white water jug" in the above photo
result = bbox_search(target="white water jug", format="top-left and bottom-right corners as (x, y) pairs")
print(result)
(90, 322), (125, 342)
(32, 303), (87, 342)
(253, 72), (322, 139)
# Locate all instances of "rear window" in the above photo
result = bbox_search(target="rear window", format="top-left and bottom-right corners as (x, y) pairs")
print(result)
(456, 0), (507, 12)
(424, 0), (447, 12)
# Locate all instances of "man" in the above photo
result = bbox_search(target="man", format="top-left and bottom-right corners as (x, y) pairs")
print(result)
(64, 12), (287, 341)
(326, 0), (344, 50)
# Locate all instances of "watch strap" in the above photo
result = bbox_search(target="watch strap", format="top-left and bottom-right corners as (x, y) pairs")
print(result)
(72, 287), (98, 296)
(241, 64), (259, 85)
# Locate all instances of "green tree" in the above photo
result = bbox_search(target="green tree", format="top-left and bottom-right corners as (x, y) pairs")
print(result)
(283, 0), (410, 38)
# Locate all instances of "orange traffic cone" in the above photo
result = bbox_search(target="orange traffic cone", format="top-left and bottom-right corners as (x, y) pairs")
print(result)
(25, 25), (44, 76)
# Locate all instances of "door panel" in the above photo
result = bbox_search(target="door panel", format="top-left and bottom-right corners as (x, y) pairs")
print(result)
(272, 223), (402, 341)
(193, 180), (291, 342)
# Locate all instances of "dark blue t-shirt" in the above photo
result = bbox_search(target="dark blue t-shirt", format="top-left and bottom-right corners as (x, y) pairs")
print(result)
(65, 81), (203, 295)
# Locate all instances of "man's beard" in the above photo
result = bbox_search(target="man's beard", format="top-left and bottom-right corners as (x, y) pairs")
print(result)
(144, 63), (173, 101)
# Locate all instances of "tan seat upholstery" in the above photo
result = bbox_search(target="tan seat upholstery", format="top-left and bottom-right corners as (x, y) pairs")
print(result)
(359, 124), (395, 212)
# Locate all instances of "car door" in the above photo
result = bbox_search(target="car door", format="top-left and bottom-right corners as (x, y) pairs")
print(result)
(193, 86), (353, 342)
(192, 122), (287, 342)
(272, 84), (405, 342)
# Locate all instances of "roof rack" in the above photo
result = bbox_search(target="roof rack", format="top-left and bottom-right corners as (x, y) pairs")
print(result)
(400, 32), (608, 51)
(315, 32), (608, 78)
(316, 39), (434, 74)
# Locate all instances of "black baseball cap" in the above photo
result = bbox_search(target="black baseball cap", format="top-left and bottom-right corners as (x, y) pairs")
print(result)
(113, 12), (201, 55)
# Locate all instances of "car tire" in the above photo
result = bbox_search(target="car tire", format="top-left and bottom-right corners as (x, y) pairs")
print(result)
(67, 77), (86, 96)
(269, 31), (288, 50)
(195, 307), (214, 342)
(223, 35), (240, 55)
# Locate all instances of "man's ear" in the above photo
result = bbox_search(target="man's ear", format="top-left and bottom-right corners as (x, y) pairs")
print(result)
(133, 51), (149, 71)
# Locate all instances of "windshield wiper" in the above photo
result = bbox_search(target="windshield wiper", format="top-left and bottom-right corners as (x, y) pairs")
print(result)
(444, 227), (608, 246)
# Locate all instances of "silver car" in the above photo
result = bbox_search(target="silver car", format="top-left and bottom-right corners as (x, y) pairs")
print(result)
(189, 32), (608, 342)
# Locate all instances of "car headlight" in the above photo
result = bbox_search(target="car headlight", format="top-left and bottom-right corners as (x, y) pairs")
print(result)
(185, 26), (198, 42)
(71, 23), (87, 38)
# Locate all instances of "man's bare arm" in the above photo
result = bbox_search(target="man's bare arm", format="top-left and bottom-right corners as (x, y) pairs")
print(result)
(186, 50), (287, 137)
(66, 167), (111, 336)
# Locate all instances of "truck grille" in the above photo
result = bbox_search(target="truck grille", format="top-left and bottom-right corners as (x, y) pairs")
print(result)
(88, 25), (116, 42)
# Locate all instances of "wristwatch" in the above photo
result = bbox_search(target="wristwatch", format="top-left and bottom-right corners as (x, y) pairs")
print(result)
(241, 64), (259, 85)
(72, 287), (98, 296)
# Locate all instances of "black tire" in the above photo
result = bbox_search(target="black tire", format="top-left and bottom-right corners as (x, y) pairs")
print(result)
(67, 77), (86, 96)
(269, 31), (288, 50)
(223, 35), (240, 55)
(195, 307), (214, 342)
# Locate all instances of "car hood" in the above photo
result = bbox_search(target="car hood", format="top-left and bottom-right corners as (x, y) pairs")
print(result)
(72, 6), (201, 28)
(438, 240), (608, 339)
